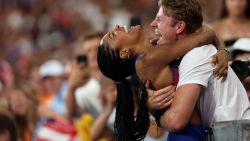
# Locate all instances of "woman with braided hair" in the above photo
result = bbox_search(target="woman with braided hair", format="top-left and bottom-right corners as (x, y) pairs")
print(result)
(97, 25), (228, 141)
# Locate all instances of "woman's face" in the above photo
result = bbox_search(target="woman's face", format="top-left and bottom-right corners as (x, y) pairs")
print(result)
(225, 0), (248, 17)
(102, 25), (142, 50)
(8, 90), (29, 116)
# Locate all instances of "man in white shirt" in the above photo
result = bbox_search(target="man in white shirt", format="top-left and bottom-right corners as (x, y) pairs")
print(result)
(178, 44), (250, 127)
(147, 0), (250, 132)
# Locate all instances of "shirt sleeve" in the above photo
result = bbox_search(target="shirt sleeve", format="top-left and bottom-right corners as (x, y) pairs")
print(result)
(177, 45), (217, 88)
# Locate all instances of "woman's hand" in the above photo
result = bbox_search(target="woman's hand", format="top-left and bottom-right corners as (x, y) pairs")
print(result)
(209, 30), (229, 80)
(212, 49), (229, 81)
(145, 81), (175, 111)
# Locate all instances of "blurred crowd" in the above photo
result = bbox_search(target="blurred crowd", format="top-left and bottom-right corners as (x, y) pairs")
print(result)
(0, 0), (249, 141)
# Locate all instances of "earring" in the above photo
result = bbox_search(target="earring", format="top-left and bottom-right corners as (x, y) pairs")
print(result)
(120, 49), (131, 60)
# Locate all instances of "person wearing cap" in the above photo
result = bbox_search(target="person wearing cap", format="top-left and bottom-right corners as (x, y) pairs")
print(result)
(231, 38), (250, 61)
(230, 38), (250, 100)
(37, 59), (68, 119)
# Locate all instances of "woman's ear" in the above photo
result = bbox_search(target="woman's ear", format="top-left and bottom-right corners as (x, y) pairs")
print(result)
(120, 48), (131, 60)
(175, 21), (186, 35)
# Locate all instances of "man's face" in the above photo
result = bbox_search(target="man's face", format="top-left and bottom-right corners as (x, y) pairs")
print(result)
(83, 37), (101, 69)
(151, 6), (178, 45)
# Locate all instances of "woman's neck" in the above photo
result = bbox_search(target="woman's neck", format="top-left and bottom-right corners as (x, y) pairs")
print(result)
(227, 15), (248, 23)
(131, 37), (152, 57)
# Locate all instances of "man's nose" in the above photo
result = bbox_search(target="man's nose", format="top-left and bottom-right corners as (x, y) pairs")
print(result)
(150, 19), (157, 28)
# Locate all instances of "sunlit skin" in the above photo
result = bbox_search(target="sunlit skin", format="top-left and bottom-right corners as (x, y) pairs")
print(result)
(101, 25), (228, 129)
(102, 25), (173, 89)
(151, 7), (179, 45)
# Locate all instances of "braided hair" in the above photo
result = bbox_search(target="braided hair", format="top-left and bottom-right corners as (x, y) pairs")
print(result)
(97, 42), (150, 141)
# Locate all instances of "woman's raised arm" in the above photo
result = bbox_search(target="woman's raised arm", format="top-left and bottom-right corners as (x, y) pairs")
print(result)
(143, 26), (228, 72)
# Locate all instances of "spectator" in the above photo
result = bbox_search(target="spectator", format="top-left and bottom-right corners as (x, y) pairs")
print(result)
(66, 33), (104, 120)
(38, 59), (68, 119)
(230, 38), (250, 99)
(66, 58), (102, 120)
(7, 86), (37, 141)
(90, 76), (116, 141)
(0, 60), (14, 91)
(210, 0), (250, 46)
(0, 60), (14, 110)
(13, 54), (33, 85)
(79, 32), (104, 80)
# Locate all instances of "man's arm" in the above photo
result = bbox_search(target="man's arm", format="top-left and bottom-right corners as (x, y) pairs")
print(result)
(144, 26), (216, 66)
(147, 45), (217, 131)
(159, 84), (201, 132)
(144, 26), (228, 78)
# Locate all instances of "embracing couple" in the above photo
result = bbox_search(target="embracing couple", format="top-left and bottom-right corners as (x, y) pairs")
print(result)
(97, 0), (250, 141)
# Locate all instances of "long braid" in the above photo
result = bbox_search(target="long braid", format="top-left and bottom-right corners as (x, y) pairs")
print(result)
(134, 85), (150, 140)
(97, 43), (150, 141)
(114, 80), (135, 141)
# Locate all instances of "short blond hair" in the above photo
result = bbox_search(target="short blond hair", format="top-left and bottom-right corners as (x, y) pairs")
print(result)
(159, 0), (203, 33)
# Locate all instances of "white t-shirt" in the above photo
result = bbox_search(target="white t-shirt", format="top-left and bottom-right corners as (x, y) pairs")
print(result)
(177, 44), (250, 127)
(75, 78), (102, 118)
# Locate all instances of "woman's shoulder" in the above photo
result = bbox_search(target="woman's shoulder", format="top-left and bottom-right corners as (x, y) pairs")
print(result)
(210, 19), (227, 30)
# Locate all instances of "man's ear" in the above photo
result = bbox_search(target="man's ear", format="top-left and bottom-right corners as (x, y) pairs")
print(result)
(175, 21), (186, 35)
